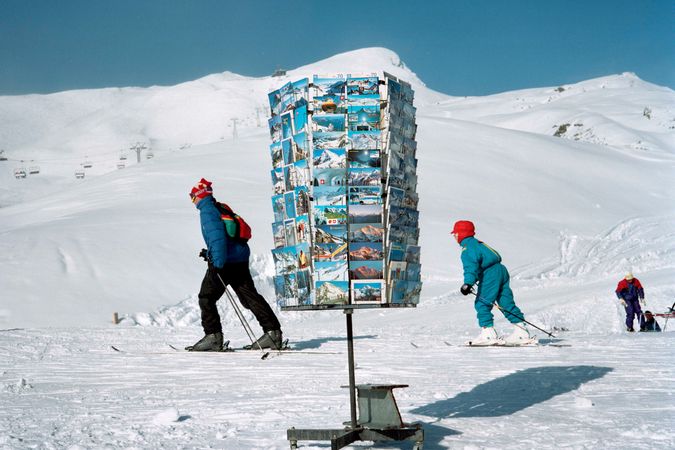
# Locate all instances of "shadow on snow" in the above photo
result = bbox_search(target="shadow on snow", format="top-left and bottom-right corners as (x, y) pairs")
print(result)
(291, 334), (378, 350)
(412, 365), (613, 419)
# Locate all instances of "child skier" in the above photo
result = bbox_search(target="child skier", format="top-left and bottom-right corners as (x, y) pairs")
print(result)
(615, 272), (645, 332)
(451, 220), (536, 346)
(186, 178), (283, 351)
(640, 311), (661, 332)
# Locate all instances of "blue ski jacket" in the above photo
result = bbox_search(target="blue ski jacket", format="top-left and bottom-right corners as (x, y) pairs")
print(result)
(197, 196), (250, 268)
(460, 236), (503, 285)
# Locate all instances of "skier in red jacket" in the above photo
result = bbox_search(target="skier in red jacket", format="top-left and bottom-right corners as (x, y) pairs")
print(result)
(615, 272), (645, 332)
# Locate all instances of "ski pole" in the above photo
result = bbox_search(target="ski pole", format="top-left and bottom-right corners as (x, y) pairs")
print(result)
(471, 289), (556, 338)
(216, 273), (270, 359)
(664, 301), (675, 332)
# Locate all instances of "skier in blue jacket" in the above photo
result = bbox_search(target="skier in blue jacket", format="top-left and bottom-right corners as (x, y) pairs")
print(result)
(452, 220), (535, 346)
(186, 178), (283, 351)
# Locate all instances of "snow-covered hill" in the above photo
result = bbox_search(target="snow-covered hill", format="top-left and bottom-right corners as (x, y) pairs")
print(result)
(1, 47), (675, 450)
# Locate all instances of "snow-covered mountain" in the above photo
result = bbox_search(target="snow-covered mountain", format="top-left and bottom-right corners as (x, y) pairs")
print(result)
(1, 47), (675, 450)
(0, 47), (674, 330)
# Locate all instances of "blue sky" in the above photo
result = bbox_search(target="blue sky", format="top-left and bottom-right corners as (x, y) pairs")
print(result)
(1, 0), (673, 96)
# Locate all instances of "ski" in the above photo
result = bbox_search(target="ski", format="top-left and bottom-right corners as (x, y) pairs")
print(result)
(168, 341), (341, 355)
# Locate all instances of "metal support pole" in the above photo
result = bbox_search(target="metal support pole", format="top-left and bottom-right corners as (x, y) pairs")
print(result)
(345, 308), (358, 429)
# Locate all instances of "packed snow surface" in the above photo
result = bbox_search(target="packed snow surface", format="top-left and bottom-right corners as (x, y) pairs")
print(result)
(1, 48), (674, 448)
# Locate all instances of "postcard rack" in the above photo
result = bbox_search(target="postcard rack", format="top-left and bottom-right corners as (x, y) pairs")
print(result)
(268, 72), (421, 309)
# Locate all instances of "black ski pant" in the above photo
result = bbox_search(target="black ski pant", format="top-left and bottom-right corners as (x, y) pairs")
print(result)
(198, 261), (281, 335)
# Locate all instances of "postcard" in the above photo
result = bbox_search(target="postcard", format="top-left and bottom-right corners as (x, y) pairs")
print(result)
(348, 167), (381, 186)
(284, 218), (296, 247)
(294, 214), (310, 243)
(314, 280), (349, 305)
(272, 246), (298, 275)
(313, 76), (346, 96)
(313, 94), (346, 115)
(283, 165), (296, 192)
(348, 149), (381, 168)
(271, 194), (286, 223)
(292, 78), (309, 104)
(313, 131), (348, 149)
(348, 105), (380, 131)
(296, 243), (311, 270)
(293, 105), (308, 134)
(313, 243), (348, 261)
(268, 115), (281, 142)
(313, 185), (346, 206)
(386, 186), (405, 208)
(313, 148), (346, 169)
(314, 260), (348, 281)
(268, 88), (281, 117)
(345, 94), (380, 107)
(351, 280), (384, 304)
(312, 114), (346, 132)
(349, 260), (384, 280)
(313, 168), (346, 187)
(405, 281), (422, 304)
(314, 224), (347, 245)
(281, 111), (294, 140)
(313, 205), (347, 226)
(406, 263), (421, 282)
(390, 280), (407, 304)
(348, 186), (381, 205)
(348, 130), (381, 150)
(387, 78), (401, 100)
(282, 139), (294, 165)
(348, 242), (384, 261)
(272, 221), (286, 249)
(388, 261), (407, 281)
(294, 187), (310, 216)
(347, 76), (379, 96)
(293, 131), (310, 162)
(349, 223), (384, 242)
(388, 242), (406, 261)
(296, 268), (313, 306)
(406, 245), (421, 264)
(349, 204), (382, 224)
(273, 275), (286, 303)
(279, 81), (294, 113)
(293, 159), (311, 187)
(271, 168), (284, 195)
(270, 142), (283, 168)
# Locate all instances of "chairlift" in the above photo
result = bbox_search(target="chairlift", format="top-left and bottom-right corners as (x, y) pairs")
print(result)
(146, 151), (154, 159)
(117, 162), (125, 169)
(29, 166), (40, 175)
(75, 171), (85, 179)
(83, 161), (93, 168)
(14, 167), (27, 179)
(119, 154), (127, 161)
(0, 150), (7, 161)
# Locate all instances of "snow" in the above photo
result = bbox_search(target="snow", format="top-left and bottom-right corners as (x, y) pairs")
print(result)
(1, 47), (674, 448)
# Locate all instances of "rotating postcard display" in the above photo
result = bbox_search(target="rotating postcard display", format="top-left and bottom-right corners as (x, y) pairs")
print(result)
(268, 73), (421, 309)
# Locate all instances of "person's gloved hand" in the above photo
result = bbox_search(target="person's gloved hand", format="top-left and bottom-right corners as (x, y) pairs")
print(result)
(199, 248), (209, 262)
(620, 299), (627, 307)
(460, 284), (473, 296)
(640, 298), (646, 306)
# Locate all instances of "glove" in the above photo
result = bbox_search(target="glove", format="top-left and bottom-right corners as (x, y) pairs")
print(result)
(199, 248), (209, 262)
(460, 284), (473, 296)
(640, 299), (646, 306)
(620, 299), (627, 307)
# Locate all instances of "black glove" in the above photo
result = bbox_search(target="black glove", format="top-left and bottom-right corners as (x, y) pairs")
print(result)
(460, 284), (473, 296)
(199, 248), (209, 262)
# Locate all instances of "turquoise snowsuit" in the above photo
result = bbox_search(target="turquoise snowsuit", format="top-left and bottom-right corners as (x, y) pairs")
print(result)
(460, 236), (524, 327)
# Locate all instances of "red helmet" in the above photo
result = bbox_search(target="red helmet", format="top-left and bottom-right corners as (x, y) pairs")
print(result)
(451, 220), (475, 242)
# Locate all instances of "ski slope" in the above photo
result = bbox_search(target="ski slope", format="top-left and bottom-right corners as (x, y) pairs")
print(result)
(1, 48), (674, 448)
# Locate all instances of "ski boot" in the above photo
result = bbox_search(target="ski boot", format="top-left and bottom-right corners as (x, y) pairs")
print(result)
(244, 330), (283, 350)
(466, 326), (503, 346)
(185, 332), (224, 351)
(504, 322), (538, 346)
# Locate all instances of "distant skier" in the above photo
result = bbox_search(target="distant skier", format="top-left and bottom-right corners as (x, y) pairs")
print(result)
(186, 178), (283, 351)
(615, 272), (645, 332)
(451, 220), (535, 346)
(640, 311), (661, 332)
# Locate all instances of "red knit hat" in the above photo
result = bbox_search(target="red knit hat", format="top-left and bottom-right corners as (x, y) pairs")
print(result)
(451, 220), (475, 242)
(190, 178), (213, 202)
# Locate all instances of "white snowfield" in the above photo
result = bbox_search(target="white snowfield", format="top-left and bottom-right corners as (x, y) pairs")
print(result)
(1, 48), (674, 449)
